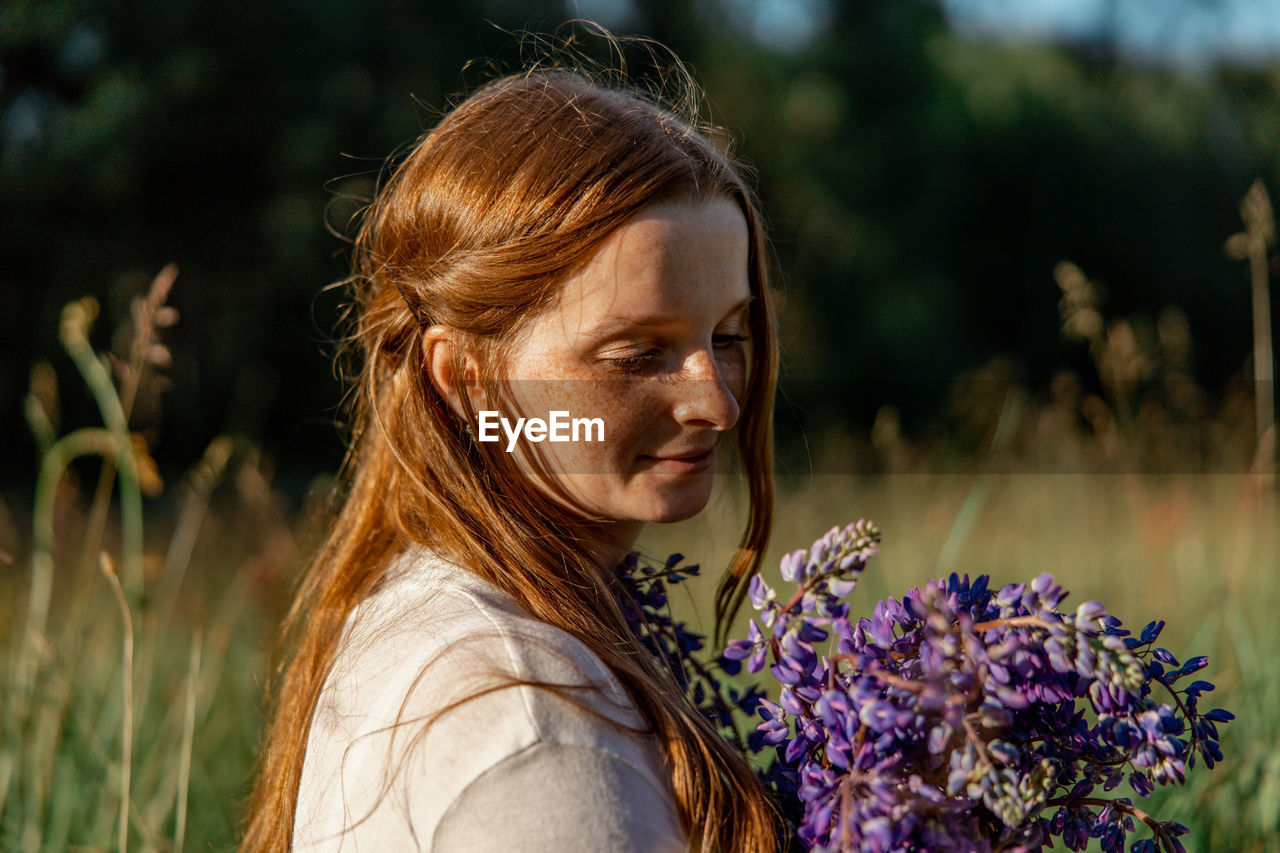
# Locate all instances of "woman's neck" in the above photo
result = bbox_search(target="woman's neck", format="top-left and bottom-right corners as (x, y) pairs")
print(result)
(586, 520), (644, 577)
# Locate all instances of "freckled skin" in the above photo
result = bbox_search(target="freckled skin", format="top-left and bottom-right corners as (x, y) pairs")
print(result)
(497, 196), (752, 543)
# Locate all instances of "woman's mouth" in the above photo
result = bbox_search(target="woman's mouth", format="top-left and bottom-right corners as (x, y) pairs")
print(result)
(640, 448), (715, 474)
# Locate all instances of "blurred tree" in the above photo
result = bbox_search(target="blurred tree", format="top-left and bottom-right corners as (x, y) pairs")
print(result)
(707, 0), (1278, 450)
(2, 0), (1277, 495)
(1, 0), (574, 495)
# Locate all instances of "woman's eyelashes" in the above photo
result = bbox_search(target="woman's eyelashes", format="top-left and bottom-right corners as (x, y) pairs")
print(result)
(606, 348), (662, 370)
(603, 333), (749, 373)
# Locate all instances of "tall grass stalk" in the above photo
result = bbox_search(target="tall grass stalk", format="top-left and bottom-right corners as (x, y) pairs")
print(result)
(1229, 180), (1277, 478)
(2, 272), (273, 851)
(10, 426), (122, 848)
(18, 428), (116, 706)
(935, 389), (1024, 576)
(133, 440), (232, 735)
(9, 295), (146, 849)
(99, 553), (135, 853)
(174, 631), (202, 853)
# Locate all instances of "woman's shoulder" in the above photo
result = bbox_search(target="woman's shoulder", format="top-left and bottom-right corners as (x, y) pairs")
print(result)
(294, 545), (675, 851)
(330, 544), (640, 729)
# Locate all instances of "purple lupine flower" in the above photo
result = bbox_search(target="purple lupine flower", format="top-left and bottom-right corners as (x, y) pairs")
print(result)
(713, 522), (1229, 851)
(617, 522), (1229, 852)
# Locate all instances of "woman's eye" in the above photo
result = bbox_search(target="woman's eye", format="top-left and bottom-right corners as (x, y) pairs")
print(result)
(605, 335), (746, 372)
(607, 348), (662, 370)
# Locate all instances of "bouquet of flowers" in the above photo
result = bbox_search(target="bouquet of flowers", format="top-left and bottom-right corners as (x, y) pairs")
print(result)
(620, 521), (1232, 853)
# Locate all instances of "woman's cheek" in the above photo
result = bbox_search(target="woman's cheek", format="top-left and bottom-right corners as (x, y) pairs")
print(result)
(608, 393), (663, 447)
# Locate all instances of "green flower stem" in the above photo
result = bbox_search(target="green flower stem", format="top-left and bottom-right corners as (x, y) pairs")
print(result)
(60, 302), (144, 601)
(1043, 796), (1176, 852)
(769, 574), (835, 662)
(970, 615), (1061, 634)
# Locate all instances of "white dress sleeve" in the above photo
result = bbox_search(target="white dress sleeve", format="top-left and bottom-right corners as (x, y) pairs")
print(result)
(431, 741), (687, 852)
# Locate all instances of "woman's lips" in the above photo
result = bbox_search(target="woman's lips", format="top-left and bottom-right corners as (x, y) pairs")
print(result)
(640, 448), (715, 474)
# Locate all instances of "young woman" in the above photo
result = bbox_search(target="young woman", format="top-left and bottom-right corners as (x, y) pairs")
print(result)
(240, 59), (783, 852)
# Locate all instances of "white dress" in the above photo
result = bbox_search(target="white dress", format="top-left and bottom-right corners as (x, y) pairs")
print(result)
(292, 545), (688, 852)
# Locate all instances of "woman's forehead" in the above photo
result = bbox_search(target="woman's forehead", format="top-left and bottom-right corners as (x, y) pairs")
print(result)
(562, 198), (749, 322)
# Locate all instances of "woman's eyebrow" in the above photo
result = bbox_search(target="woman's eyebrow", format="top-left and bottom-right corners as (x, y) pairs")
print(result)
(582, 314), (681, 339)
(581, 296), (756, 340)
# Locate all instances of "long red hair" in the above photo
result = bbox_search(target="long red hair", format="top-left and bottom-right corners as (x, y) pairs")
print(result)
(241, 66), (781, 851)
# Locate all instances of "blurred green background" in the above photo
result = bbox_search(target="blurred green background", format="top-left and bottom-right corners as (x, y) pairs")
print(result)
(3, 0), (1279, 496)
(2, 1), (1278, 851)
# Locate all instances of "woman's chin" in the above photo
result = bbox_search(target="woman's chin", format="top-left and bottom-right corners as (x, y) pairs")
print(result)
(553, 471), (716, 525)
(631, 481), (715, 524)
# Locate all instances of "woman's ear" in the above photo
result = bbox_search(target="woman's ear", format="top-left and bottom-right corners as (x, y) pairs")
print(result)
(421, 325), (481, 418)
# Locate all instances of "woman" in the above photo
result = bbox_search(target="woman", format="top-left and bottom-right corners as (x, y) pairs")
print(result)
(241, 59), (782, 852)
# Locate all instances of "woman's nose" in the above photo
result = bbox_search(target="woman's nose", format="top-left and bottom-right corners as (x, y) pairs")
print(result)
(670, 349), (741, 430)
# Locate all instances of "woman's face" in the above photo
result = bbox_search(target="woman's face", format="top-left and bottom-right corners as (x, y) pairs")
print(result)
(489, 195), (752, 536)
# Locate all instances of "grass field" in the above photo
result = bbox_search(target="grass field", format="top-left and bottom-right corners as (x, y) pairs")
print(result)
(4, 464), (1273, 851)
